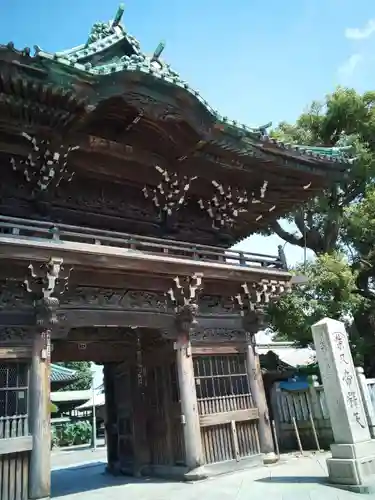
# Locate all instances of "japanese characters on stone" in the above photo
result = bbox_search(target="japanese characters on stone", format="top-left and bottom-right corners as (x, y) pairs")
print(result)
(333, 331), (366, 429)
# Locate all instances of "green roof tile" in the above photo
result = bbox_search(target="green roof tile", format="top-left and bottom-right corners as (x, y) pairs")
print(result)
(50, 364), (78, 383)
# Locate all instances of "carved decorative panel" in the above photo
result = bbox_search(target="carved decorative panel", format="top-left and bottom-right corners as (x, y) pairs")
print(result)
(0, 281), (30, 310)
(63, 287), (168, 312)
(62, 288), (236, 316)
(191, 328), (246, 343)
(200, 295), (233, 314)
(0, 327), (33, 343)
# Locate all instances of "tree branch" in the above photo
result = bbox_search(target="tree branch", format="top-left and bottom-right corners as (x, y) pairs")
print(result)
(270, 220), (304, 248)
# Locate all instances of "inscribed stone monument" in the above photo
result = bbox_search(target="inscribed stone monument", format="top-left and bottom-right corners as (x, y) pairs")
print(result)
(312, 317), (375, 493)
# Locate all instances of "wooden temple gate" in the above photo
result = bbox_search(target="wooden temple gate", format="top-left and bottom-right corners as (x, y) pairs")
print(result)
(0, 5), (348, 498)
(0, 222), (291, 498)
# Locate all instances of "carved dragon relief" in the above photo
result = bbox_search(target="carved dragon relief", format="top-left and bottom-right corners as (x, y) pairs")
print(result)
(190, 327), (247, 343)
(0, 280), (31, 310)
(0, 327), (34, 343)
(61, 286), (234, 314)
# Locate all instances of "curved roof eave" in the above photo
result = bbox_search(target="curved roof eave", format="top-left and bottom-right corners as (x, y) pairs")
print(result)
(0, 3), (353, 168)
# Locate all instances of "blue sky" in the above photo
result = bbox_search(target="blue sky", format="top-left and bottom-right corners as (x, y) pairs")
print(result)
(2, 0), (374, 266)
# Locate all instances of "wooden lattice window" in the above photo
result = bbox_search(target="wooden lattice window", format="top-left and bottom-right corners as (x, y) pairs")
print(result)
(193, 354), (250, 400)
(0, 362), (29, 418)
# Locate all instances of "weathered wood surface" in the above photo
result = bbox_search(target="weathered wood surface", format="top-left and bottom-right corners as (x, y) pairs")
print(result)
(175, 339), (203, 469)
(246, 342), (275, 456)
(0, 436), (32, 455)
(0, 236), (290, 285)
(0, 215), (286, 271)
(0, 346), (32, 358)
(28, 332), (51, 500)
(0, 452), (29, 500)
(199, 408), (259, 427)
(194, 353), (261, 465)
(103, 363), (119, 471)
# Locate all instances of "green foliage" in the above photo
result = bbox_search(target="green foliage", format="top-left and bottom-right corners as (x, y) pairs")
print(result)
(56, 362), (92, 391)
(265, 87), (375, 375)
(50, 402), (58, 414)
(267, 253), (361, 346)
(268, 87), (375, 255)
(51, 426), (59, 449)
(53, 421), (92, 448)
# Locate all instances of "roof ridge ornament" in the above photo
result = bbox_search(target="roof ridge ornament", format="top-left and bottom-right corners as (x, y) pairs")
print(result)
(111, 4), (125, 28)
(151, 41), (166, 62)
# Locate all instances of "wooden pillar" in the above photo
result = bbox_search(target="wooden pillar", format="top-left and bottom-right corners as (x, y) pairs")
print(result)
(161, 363), (174, 465)
(103, 363), (119, 472)
(175, 335), (203, 469)
(130, 333), (149, 476)
(29, 330), (51, 500)
(245, 337), (278, 464)
(24, 257), (71, 499)
(167, 273), (204, 470)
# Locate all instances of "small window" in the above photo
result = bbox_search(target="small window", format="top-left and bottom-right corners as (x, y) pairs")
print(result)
(0, 362), (29, 417)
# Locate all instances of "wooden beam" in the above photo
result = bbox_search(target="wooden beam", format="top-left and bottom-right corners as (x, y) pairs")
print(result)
(199, 408), (258, 427)
(51, 340), (132, 363)
(192, 344), (246, 355)
(0, 436), (33, 455)
(0, 236), (291, 284)
(0, 346), (32, 359)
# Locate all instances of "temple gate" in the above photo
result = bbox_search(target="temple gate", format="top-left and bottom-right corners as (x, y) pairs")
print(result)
(0, 4), (349, 499)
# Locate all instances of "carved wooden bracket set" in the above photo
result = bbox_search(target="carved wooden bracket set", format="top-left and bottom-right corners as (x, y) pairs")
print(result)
(232, 280), (291, 334)
(24, 257), (71, 328)
(142, 166), (271, 228)
(10, 132), (79, 193)
(166, 273), (203, 334)
(142, 165), (197, 215)
(10, 131), (273, 228)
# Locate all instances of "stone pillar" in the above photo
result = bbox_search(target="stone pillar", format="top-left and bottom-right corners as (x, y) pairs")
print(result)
(25, 258), (70, 500)
(312, 317), (375, 493)
(356, 367), (375, 439)
(167, 274), (203, 471)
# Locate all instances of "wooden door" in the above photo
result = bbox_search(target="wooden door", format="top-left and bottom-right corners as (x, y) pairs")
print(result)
(113, 365), (134, 472)
(0, 361), (31, 500)
(193, 354), (260, 464)
(145, 361), (184, 466)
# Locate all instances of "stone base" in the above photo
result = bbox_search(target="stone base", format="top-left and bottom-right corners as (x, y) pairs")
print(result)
(330, 482), (375, 495)
(262, 452), (279, 465)
(327, 441), (375, 492)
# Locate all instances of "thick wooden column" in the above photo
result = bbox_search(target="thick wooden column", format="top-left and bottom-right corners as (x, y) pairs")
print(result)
(245, 335), (277, 463)
(29, 331), (51, 499)
(175, 334), (203, 469)
(233, 280), (279, 465)
(103, 363), (119, 472)
(25, 257), (71, 499)
(167, 273), (204, 471)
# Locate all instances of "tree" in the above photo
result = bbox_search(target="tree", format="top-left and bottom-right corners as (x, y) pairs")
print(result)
(267, 253), (361, 346)
(268, 87), (375, 255)
(265, 88), (375, 375)
(57, 362), (92, 391)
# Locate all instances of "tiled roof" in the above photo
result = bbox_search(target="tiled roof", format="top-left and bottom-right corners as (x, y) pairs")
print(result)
(50, 363), (78, 383)
(257, 342), (316, 368)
